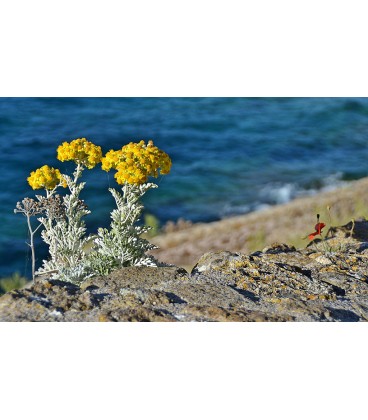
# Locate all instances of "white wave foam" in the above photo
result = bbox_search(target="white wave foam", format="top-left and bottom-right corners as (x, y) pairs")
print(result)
(220, 173), (349, 218)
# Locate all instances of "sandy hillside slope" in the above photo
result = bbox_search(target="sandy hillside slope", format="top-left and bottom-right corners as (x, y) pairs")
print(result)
(149, 177), (368, 268)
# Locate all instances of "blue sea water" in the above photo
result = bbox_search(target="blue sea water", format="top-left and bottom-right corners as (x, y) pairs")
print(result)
(1, 97), (368, 278)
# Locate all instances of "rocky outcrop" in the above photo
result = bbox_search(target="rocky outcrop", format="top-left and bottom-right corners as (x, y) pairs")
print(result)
(1, 221), (368, 322)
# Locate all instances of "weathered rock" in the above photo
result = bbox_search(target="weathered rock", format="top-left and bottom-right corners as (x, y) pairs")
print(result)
(1, 223), (368, 322)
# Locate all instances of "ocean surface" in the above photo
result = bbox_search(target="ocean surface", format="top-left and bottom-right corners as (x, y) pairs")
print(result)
(1, 97), (368, 278)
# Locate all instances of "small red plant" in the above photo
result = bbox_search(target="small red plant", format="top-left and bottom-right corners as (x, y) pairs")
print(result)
(308, 214), (326, 240)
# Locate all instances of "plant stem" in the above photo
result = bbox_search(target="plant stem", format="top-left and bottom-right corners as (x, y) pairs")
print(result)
(350, 219), (355, 238)
(26, 213), (36, 282)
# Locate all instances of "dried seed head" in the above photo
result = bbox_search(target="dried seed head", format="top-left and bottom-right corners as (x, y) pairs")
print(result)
(14, 197), (46, 217)
(43, 195), (66, 219)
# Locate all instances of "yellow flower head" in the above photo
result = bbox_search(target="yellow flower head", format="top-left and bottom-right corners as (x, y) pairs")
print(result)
(57, 138), (102, 169)
(27, 165), (67, 190)
(101, 140), (172, 185)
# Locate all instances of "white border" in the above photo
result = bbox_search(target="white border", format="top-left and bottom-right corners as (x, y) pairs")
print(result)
(1, 0), (368, 96)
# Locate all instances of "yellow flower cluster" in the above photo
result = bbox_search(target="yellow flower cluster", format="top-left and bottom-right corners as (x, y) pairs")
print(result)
(57, 138), (102, 169)
(27, 165), (67, 190)
(101, 140), (172, 185)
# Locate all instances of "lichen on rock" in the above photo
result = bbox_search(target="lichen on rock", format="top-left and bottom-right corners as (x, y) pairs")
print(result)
(1, 221), (368, 322)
